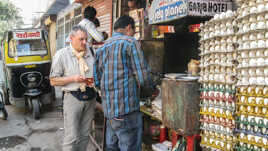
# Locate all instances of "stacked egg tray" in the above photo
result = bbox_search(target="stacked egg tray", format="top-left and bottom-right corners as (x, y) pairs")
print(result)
(199, 11), (238, 151)
(234, 0), (268, 151)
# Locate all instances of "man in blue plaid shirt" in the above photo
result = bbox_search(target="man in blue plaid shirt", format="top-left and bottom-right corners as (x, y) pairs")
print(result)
(94, 15), (156, 151)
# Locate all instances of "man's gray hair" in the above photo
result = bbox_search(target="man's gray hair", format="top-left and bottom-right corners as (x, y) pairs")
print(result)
(69, 25), (87, 37)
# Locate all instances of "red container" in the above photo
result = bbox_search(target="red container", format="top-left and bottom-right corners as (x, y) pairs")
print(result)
(159, 125), (166, 143)
(150, 124), (160, 140)
(171, 130), (178, 147)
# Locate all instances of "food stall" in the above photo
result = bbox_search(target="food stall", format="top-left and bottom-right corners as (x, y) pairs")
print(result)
(131, 0), (235, 150)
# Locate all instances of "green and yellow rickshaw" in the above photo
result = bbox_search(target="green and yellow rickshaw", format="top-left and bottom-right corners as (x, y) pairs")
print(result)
(1, 28), (54, 119)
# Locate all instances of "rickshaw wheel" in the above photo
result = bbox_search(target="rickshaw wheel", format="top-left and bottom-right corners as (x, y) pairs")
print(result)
(0, 108), (8, 120)
(4, 89), (11, 105)
(27, 98), (33, 111)
(32, 98), (40, 119)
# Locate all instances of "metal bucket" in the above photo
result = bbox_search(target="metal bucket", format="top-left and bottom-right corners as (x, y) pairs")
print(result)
(161, 77), (200, 135)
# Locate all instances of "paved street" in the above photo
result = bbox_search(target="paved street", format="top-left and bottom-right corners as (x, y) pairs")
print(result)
(0, 87), (104, 151)
(0, 88), (64, 151)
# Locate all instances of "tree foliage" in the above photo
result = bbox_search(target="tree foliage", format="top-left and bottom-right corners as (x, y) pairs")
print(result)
(0, 0), (23, 39)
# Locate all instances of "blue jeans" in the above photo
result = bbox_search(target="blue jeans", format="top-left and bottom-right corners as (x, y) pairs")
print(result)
(106, 111), (142, 151)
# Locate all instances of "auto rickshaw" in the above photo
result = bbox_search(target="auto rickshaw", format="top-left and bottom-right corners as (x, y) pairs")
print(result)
(0, 28), (54, 119)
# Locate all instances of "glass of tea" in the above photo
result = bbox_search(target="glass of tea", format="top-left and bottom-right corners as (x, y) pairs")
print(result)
(85, 78), (94, 86)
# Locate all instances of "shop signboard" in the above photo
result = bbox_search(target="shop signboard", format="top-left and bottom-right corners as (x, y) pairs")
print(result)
(13, 30), (42, 40)
(188, 0), (233, 16)
(149, 0), (233, 24)
(149, 0), (188, 24)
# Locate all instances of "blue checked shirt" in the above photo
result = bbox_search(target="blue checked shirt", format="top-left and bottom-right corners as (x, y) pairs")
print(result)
(94, 32), (154, 119)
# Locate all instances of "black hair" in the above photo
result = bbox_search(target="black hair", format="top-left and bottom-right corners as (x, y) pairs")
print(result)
(128, 0), (139, 5)
(84, 6), (97, 20)
(93, 18), (100, 27)
(113, 15), (135, 30)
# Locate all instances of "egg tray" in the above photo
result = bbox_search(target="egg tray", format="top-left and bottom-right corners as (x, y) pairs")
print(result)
(236, 0), (268, 7)
(200, 104), (236, 113)
(236, 94), (268, 103)
(200, 86), (236, 92)
(237, 4), (268, 21)
(200, 29), (236, 41)
(200, 87), (236, 94)
(236, 35), (268, 43)
(236, 36), (268, 43)
(200, 111), (235, 121)
(236, 74), (268, 79)
(199, 79), (237, 85)
(236, 105), (267, 116)
(236, 87), (268, 96)
(199, 51), (236, 57)
(201, 132), (237, 143)
(200, 20), (235, 29)
(236, 118), (268, 131)
(236, 82), (268, 88)
(236, 125), (268, 137)
(201, 16), (236, 26)
(234, 144), (268, 151)
(199, 63), (236, 68)
(236, 137), (268, 149)
(200, 118), (235, 129)
(237, 53), (268, 60)
(236, 124), (268, 134)
(199, 75), (237, 83)
(236, 91), (268, 97)
(236, 27), (268, 36)
(199, 38), (238, 47)
(200, 97), (236, 104)
(200, 94), (236, 102)
(200, 71), (237, 77)
(236, 64), (268, 69)
(236, 100), (268, 108)
(237, 11), (268, 23)
(200, 69), (237, 75)
(236, 129), (268, 139)
(200, 125), (235, 136)
(200, 136), (236, 149)
(199, 78), (237, 84)
(236, 30), (268, 40)
(200, 33), (237, 42)
(238, 56), (268, 61)
(201, 145), (234, 151)
(200, 93), (236, 102)
(200, 139), (235, 151)
(236, 110), (268, 119)
(237, 44), (268, 52)
(236, 94), (268, 104)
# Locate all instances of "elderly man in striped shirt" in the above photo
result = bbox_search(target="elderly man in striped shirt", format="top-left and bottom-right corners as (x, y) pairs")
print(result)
(94, 15), (157, 151)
